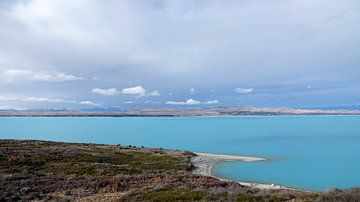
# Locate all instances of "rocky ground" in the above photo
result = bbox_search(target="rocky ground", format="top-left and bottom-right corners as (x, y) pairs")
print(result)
(1, 140), (359, 201)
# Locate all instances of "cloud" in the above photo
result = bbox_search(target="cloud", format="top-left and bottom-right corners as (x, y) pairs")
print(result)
(92, 86), (160, 97)
(165, 98), (219, 105)
(122, 86), (160, 97)
(23, 97), (76, 104)
(92, 88), (119, 96)
(204, 100), (219, 104)
(166, 99), (199, 105)
(79, 101), (99, 106)
(189, 88), (195, 94)
(148, 90), (160, 96)
(91, 77), (101, 80)
(122, 86), (146, 96)
(0, 96), (18, 102)
(144, 100), (161, 104)
(0, 96), (99, 106)
(235, 88), (254, 94)
(2, 69), (83, 82)
(1, 1), (360, 108)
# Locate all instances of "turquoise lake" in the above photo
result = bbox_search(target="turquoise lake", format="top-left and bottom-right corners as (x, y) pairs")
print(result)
(1, 116), (360, 191)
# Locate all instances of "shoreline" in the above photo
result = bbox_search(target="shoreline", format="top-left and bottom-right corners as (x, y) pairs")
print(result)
(191, 152), (303, 191)
(2, 107), (360, 117)
(2, 114), (360, 117)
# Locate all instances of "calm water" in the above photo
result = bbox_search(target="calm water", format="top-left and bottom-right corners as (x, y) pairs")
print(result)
(1, 116), (360, 191)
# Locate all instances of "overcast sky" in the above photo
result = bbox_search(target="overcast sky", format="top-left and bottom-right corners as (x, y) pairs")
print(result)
(0, 0), (360, 109)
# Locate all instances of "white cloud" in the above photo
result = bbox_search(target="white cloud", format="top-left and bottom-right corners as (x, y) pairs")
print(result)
(144, 100), (161, 104)
(189, 88), (195, 94)
(165, 98), (219, 105)
(79, 101), (99, 106)
(148, 90), (160, 96)
(204, 100), (219, 104)
(23, 97), (76, 103)
(0, 105), (28, 110)
(122, 86), (146, 96)
(186, 99), (201, 105)
(235, 88), (254, 94)
(92, 86), (160, 97)
(0, 96), (99, 106)
(2, 69), (83, 82)
(122, 86), (160, 97)
(0, 96), (76, 103)
(0, 96), (18, 102)
(92, 88), (119, 96)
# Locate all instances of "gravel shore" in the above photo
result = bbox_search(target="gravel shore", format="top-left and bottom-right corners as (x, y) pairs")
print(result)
(191, 152), (297, 190)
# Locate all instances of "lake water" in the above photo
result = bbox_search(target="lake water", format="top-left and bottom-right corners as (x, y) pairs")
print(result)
(1, 116), (360, 191)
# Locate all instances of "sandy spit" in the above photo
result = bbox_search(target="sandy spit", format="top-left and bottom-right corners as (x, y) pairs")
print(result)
(191, 152), (298, 190)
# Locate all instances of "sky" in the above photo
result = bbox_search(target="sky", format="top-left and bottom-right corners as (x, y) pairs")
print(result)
(0, 0), (360, 109)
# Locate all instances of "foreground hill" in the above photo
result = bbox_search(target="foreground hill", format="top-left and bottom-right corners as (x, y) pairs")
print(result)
(0, 140), (359, 201)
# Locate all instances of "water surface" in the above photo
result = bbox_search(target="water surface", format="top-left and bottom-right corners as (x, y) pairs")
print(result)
(1, 116), (359, 191)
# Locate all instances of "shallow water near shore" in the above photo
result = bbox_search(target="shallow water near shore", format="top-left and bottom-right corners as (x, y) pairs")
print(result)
(1, 116), (360, 191)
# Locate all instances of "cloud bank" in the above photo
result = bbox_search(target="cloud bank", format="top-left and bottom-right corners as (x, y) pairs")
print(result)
(0, 96), (98, 106)
(2, 69), (83, 82)
(0, 0), (359, 108)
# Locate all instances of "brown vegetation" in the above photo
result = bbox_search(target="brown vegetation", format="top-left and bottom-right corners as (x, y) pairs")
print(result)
(0, 140), (359, 201)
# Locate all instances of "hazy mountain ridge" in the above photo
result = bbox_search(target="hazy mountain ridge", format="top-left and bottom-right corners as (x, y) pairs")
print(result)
(1, 107), (360, 116)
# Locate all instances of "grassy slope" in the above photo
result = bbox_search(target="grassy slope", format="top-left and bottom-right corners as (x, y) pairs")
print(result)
(0, 140), (359, 201)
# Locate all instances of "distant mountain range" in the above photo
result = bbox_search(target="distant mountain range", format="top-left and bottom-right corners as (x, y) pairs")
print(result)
(1, 106), (360, 116)
(305, 104), (360, 111)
